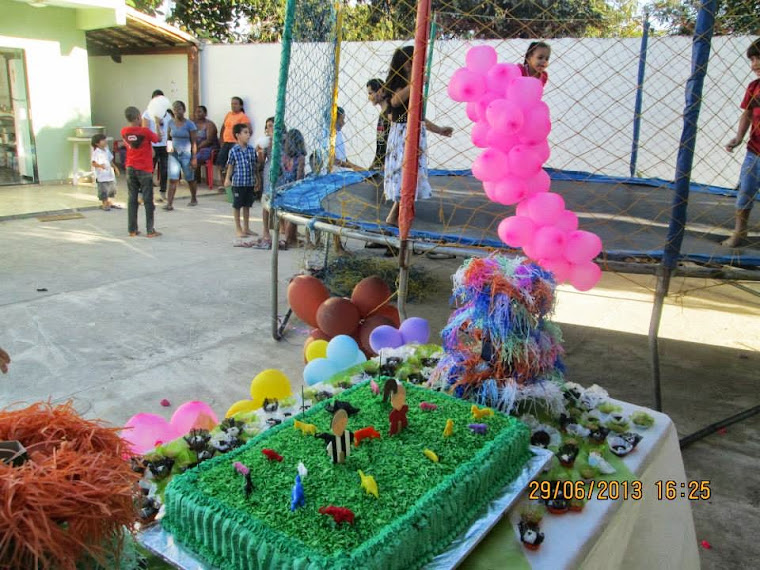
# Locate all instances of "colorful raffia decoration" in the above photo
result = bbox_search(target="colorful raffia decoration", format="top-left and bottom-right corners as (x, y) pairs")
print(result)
(428, 254), (565, 414)
(0, 401), (140, 570)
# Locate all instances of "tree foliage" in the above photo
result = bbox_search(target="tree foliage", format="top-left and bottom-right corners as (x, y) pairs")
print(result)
(129, 0), (647, 44)
(644, 0), (760, 36)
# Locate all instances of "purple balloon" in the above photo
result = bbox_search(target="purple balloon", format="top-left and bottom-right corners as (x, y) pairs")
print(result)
(369, 325), (404, 353)
(399, 317), (430, 345)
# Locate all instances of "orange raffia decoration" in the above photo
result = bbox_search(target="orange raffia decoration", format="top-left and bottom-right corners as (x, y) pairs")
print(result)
(0, 401), (140, 570)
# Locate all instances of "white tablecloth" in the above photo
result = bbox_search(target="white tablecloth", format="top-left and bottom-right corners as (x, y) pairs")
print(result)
(502, 401), (700, 569)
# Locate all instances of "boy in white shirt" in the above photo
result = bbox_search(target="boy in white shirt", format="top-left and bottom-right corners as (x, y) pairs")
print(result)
(90, 134), (120, 211)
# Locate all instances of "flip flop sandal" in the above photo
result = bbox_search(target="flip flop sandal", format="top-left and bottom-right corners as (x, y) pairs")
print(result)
(278, 240), (289, 250)
(252, 240), (272, 250)
(162, 205), (174, 211)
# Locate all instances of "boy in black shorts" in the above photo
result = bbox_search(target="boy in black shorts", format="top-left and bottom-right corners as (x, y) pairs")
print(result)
(224, 124), (258, 238)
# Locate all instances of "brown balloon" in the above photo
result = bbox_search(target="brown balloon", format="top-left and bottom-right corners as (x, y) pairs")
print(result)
(372, 303), (401, 328)
(316, 297), (361, 337)
(287, 276), (330, 328)
(351, 276), (392, 317)
(357, 314), (395, 356)
(309, 328), (332, 341)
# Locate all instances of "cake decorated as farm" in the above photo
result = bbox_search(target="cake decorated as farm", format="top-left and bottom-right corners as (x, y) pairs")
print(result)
(162, 380), (532, 569)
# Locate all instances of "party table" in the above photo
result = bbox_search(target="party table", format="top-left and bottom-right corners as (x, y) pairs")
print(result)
(138, 396), (699, 570)
(463, 400), (700, 569)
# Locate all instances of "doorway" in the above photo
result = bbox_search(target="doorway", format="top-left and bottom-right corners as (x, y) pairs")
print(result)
(0, 48), (37, 185)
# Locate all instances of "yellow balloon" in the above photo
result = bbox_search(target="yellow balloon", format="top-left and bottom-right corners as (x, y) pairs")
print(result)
(225, 399), (259, 418)
(249, 369), (293, 409)
(305, 339), (328, 363)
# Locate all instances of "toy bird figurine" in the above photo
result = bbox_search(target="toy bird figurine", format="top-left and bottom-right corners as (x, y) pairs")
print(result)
(443, 418), (454, 438)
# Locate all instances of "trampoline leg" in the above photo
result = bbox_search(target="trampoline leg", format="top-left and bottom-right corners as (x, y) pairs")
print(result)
(648, 266), (672, 411)
(271, 212), (284, 341)
(397, 239), (411, 321)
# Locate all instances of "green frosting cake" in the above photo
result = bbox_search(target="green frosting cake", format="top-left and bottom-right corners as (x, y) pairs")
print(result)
(163, 381), (531, 569)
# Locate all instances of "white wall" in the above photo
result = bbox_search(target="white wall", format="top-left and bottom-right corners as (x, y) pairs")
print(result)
(202, 35), (758, 190)
(89, 53), (188, 140)
(199, 43), (282, 140)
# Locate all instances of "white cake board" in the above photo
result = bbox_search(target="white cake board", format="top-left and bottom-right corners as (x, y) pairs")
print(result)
(137, 447), (552, 569)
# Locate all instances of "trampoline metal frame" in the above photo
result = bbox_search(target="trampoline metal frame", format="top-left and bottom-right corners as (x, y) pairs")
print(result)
(271, 0), (758, 448)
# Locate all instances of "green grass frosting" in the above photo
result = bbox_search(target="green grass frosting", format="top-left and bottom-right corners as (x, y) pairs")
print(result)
(163, 381), (531, 569)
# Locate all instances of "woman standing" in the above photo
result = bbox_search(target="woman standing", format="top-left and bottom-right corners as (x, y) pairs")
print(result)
(165, 100), (198, 210)
(216, 96), (252, 191)
(193, 105), (219, 183)
(383, 46), (452, 226)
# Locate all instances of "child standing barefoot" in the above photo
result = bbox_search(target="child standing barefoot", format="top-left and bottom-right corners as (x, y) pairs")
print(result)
(224, 124), (258, 238)
(723, 39), (760, 248)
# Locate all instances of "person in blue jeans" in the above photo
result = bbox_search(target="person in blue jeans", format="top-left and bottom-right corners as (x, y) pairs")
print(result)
(724, 39), (760, 247)
(165, 100), (198, 211)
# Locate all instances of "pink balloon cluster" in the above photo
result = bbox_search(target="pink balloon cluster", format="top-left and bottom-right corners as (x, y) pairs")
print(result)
(122, 401), (219, 455)
(447, 45), (603, 291)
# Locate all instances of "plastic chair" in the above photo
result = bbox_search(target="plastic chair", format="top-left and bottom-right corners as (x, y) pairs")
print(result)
(204, 149), (217, 189)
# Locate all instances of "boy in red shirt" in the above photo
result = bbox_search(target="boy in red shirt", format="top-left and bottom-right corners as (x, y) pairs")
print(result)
(724, 39), (760, 247)
(121, 106), (161, 237)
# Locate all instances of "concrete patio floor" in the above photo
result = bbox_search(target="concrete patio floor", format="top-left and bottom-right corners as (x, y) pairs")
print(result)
(0, 184), (757, 569)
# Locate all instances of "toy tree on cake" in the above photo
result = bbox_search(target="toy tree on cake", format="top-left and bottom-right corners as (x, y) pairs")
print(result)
(429, 254), (566, 414)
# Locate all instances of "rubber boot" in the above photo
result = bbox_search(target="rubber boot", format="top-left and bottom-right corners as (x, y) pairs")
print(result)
(722, 209), (750, 248)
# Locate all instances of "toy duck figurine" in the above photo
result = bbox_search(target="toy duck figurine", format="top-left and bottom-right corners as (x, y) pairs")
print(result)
(388, 383), (409, 436)
(443, 418), (454, 438)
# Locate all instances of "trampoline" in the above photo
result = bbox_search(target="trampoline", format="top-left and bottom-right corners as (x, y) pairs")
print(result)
(273, 169), (760, 270)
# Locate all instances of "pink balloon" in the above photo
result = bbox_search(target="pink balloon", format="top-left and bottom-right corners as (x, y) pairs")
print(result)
(448, 68), (487, 102)
(486, 130), (519, 153)
(506, 76), (543, 105)
(532, 225), (567, 259)
(569, 261), (602, 291)
(122, 413), (181, 455)
(564, 230), (603, 263)
(519, 101), (551, 144)
(555, 210), (579, 232)
(466, 45), (498, 74)
(170, 401), (219, 435)
(491, 178), (529, 206)
(524, 192), (565, 226)
(476, 91), (500, 121)
(540, 257), (572, 282)
(482, 181), (497, 201)
(515, 200), (530, 217)
(471, 121), (491, 148)
(487, 63), (522, 95)
(524, 168), (551, 196)
(491, 175), (530, 205)
(472, 148), (510, 182)
(498, 216), (536, 248)
(526, 139), (551, 163)
(466, 101), (482, 122)
(508, 145), (542, 178)
(486, 99), (524, 134)
(522, 234), (541, 260)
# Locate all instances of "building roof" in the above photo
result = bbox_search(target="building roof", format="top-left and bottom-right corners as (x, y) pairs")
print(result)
(86, 7), (199, 56)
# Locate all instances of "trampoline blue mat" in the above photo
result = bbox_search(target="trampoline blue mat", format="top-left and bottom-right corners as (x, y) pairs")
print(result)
(271, 169), (760, 268)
